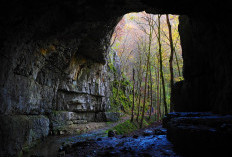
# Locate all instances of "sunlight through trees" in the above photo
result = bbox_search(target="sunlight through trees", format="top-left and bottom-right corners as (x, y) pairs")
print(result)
(109, 12), (183, 127)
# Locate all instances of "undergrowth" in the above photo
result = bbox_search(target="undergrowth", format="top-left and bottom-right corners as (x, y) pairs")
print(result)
(106, 115), (156, 135)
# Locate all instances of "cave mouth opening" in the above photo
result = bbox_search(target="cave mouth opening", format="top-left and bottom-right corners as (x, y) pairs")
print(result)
(108, 12), (183, 120)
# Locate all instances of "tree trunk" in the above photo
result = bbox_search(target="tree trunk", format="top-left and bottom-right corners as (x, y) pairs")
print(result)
(149, 64), (153, 119)
(158, 14), (168, 115)
(174, 49), (181, 77)
(136, 81), (142, 122)
(156, 63), (160, 121)
(131, 69), (135, 121)
(140, 56), (149, 128)
(140, 16), (153, 128)
(166, 14), (174, 113)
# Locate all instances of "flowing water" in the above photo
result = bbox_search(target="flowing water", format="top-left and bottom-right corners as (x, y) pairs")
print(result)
(26, 118), (179, 157)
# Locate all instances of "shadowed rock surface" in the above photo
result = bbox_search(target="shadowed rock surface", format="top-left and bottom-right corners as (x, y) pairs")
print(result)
(164, 112), (232, 156)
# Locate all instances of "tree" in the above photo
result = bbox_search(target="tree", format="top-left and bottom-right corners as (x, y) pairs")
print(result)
(131, 68), (135, 121)
(166, 14), (174, 112)
(149, 62), (153, 119)
(140, 14), (153, 128)
(157, 14), (168, 115)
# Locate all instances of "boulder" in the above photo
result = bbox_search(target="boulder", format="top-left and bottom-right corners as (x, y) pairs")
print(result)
(108, 130), (117, 137)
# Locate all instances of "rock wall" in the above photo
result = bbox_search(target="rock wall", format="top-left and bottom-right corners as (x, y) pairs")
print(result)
(173, 14), (232, 114)
(0, 5), (117, 154)
(0, 37), (113, 114)
(0, 37), (115, 155)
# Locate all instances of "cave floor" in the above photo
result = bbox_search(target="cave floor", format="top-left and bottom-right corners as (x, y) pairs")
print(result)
(26, 118), (180, 157)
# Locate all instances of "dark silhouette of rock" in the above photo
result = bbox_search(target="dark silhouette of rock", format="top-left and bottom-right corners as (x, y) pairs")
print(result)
(165, 112), (232, 156)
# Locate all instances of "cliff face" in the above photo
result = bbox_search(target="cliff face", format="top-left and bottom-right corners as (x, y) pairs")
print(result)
(0, 38), (114, 155)
(0, 45), (112, 115)
(0, 2), (117, 154)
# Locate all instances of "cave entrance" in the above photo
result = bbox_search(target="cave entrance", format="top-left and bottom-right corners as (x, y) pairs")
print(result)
(108, 12), (183, 124)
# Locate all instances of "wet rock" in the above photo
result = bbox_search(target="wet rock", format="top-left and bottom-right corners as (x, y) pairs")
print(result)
(162, 112), (213, 128)
(108, 130), (116, 137)
(154, 129), (167, 135)
(165, 112), (232, 156)
(143, 130), (153, 136)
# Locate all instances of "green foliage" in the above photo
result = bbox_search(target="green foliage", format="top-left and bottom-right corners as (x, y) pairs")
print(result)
(106, 115), (156, 135)
(108, 57), (132, 113)
(110, 84), (131, 112)
(113, 120), (137, 134)
(108, 62), (117, 73)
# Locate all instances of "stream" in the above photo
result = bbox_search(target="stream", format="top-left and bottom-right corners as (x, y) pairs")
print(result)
(26, 118), (180, 157)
